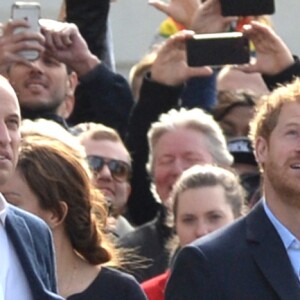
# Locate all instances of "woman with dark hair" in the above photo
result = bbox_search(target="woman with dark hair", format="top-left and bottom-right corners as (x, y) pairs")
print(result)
(212, 89), (260, 139)
(2, 134), (146, 300)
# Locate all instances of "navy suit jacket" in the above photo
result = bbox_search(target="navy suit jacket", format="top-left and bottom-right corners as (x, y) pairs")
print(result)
(5, 205), (63, 300)
(165, 201), (300, 300)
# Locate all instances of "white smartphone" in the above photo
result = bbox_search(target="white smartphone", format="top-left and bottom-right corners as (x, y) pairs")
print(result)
(11, 2), (41, 61)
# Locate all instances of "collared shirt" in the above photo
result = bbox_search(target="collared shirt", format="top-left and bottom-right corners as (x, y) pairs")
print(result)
(0, 193), (8, 300)
(263, 199), (300, 282)
(0, 192), (8, 223)
(0, 193), (33, 300)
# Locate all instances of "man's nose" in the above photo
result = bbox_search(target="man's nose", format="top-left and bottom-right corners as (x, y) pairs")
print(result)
(0, 123), (11, 146)
(95, 163), (113, 181)
(28, 59), (44, 74)
(172, 158), (186, 175)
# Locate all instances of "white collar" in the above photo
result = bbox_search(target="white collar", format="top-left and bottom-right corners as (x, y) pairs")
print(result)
(0, 193), (8, 225)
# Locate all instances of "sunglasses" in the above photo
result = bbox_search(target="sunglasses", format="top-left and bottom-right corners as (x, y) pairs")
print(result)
(87, 155), (131, 182)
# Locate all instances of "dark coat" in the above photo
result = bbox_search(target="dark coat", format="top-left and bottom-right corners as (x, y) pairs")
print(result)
(66, 0), (134, 140)
(165, 201), (300, 300)
(6, 205), (63, 300)
(69, 63), (134, 141)
(118, 206), (172, 282)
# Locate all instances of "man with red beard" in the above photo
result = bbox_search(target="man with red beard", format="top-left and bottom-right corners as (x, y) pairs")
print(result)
(165, 78), (300, 300)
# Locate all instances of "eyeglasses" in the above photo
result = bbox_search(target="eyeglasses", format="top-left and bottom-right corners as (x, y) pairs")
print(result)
(87, 155), (131, 182)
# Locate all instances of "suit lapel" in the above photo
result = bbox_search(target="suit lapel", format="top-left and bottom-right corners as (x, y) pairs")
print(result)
(5, 208), (44, 299)
(246, 202), (300, 300)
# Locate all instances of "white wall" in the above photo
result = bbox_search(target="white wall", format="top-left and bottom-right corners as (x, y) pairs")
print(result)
(271, 0), (300, 55)
(0, 0), (62, 20)
(0, 0), (299, 78)
(110, 0), (164, 73)
(110, 0), (300, 77)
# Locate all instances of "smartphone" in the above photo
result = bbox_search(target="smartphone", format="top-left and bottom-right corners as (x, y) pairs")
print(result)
(186, 32), (250, 67)
(220, 0), (275, 16)
(11, 2), (41, 61)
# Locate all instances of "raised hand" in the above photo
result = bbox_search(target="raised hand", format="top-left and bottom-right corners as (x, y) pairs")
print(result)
(0, 19), (45, 74)
(40, 19), (100, 76)
(239, 21), (294, 76)
(191, 0), (237, 33)
(149, 0), (199, 29)
(151, 30), (212, 86)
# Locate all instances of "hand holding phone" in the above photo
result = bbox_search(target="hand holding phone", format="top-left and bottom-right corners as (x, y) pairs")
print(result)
(11, 1), (41, 61)
(186, 32), (250, 67)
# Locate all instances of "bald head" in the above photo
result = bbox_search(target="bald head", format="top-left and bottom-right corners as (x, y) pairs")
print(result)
(0, 75), (21, 187)
(0, 75), (20, 101)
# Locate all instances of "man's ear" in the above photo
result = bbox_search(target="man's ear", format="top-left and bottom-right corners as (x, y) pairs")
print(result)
(255, 136), (268, 165)
(59, 71), (78, 119)
(47, 201), (68, 230)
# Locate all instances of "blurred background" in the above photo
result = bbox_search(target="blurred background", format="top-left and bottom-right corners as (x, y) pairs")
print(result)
(1, 0), (299, 78)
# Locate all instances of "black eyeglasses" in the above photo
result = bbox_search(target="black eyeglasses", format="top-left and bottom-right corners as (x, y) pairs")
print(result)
(87, 155), (131, 182)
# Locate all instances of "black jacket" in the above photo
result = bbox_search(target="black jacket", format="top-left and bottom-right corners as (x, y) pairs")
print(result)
(118, 205), (172, 282)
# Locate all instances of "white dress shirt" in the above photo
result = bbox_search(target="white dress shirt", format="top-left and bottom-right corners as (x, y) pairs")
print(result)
(263, 199), (300, 283)
(0, 195), (9, 300)
(0, 193), (33, 300)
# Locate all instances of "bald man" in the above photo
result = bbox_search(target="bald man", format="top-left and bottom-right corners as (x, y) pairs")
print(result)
(0, 76), (62, 300)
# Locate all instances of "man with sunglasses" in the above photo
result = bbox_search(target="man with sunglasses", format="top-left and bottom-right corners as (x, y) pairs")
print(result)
(78, 123), (133, 238)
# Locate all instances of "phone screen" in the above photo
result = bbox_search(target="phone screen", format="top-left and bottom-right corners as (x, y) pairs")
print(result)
(186, 32), (250, 67)
(220, 0), (275, 16)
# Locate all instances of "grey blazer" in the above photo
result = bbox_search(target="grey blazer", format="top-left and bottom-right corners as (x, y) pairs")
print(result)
(165, 201), (300, 300)
(5, 205), (63, 300)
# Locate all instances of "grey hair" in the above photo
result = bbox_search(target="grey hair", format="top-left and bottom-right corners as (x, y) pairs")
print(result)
(146, 108), (233, 175)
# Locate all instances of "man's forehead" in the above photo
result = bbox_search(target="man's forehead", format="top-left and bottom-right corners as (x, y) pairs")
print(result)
(0, 100), (20, 116)
(0, 83), (21, 115)
(269, 102), (300, 135)
(0, 76), (16, 92)
(40, 52), (61, 63)
(85, 138), (131, 162)
(278, 102), (300, 119)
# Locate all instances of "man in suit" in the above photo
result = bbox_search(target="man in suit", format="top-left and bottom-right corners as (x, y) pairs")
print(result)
(165, 77), (300, 299)
(0, 75), (62, 300)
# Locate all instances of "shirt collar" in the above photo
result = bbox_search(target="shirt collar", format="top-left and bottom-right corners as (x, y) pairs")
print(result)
(0, 193), (8, 225)
(263, 198), (297, 249)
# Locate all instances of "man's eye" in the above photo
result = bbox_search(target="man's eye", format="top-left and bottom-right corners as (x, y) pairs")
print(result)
(43, 58), (60, 66)
(287, 130), (298, 136)
(158, 157), (174, 165)
(6, 119), (20, 129)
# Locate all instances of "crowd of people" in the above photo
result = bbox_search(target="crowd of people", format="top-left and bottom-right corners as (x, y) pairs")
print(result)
(0, 0), (300, 299)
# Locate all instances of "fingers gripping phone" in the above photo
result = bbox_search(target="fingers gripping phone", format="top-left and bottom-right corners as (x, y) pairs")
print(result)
(186, 32), (250, 67)
(12, 2), (41, 61)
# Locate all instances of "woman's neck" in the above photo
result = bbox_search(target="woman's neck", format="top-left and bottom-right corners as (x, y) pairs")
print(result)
(53, 232), (101, 298)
